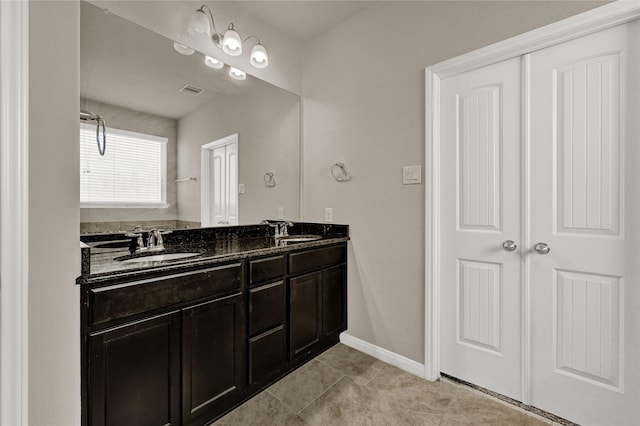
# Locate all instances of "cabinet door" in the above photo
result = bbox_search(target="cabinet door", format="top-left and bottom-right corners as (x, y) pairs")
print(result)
(289, 271), (322, 358)
(182, 292), (245, 425)
(88, 311), (181, 426)
(322, 265), (347, 340)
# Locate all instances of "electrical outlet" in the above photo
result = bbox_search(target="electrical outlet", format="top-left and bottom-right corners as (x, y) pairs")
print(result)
(325, 207), (333, 223)
(277, 207), (284, 219)
(238, 183), (245, 194)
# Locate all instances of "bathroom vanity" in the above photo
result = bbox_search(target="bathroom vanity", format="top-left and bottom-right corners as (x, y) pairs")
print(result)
(77, 223), (348, 426)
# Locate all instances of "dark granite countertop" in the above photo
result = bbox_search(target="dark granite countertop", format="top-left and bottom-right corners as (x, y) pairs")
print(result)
(77, 222), (349, 285)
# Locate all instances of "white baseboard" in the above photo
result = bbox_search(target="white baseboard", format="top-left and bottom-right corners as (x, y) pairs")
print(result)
(339, 333), (426, 379)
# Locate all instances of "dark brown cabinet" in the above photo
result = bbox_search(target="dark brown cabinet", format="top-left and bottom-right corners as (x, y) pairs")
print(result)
(82, 242), (347, 426)
(290, 271), (322, 357)
(247, 256), (287, 386)
(182, 293), (245, 426)
(88, 311), (181, 426)
(322, 265), (347, 340)
(289, 245), (347, 361)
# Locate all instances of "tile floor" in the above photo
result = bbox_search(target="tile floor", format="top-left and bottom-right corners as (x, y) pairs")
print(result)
(214, 343), (556, 426)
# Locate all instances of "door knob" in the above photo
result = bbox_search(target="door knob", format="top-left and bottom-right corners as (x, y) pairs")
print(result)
(502, 240), (517, 251)
(534, 242), (550, 254)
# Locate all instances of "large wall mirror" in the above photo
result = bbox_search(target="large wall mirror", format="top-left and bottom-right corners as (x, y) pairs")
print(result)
(80, 1), (300, 234)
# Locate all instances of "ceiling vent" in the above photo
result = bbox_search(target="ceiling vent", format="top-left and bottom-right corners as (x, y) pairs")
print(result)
(179, 84), (203, 96)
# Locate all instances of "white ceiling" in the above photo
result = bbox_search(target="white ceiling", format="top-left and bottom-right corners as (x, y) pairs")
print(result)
(235, 1), (374, 43)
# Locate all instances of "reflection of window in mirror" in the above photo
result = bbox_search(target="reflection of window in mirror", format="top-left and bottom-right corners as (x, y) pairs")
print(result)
(80, 123), (168, 208)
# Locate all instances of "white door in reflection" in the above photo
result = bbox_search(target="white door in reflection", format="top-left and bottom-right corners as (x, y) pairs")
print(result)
(201, 134), (238, 226)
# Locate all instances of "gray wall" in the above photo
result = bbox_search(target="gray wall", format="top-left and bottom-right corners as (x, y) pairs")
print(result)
(177, 89), (300, 224)
(79, 98), (178, 224)
(29, 1), (81, 424)
(300, 0), (605, 363)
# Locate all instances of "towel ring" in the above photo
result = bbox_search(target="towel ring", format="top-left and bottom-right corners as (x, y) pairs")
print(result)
(331, 162), (351, 182)
(264, 172), (276, 187)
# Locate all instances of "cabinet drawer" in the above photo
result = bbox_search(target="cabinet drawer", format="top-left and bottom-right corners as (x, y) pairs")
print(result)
(89, 263), (242, 327)
(249, 281), (285, 336)
(249, 255), (285, 285)
(249, 326), (286, 385)
(289, 244), (346, 275)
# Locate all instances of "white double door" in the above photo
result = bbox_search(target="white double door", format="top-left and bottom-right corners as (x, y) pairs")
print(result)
(440, 21), (639, 425)
(202, 135), (238, 226)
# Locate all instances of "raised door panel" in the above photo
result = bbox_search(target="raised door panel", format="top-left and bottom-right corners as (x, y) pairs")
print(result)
(458, 86), (501, 231)
(88, 311), (181, 426)
(555, 54), (621, 236)
(182, 292), (245, 426)
(322, 265), (347, 339)
(289, 272), (322, 358)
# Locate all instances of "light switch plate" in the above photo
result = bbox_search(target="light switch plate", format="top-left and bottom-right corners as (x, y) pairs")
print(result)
(277, 207), (284, 219)
(403, 166), (422, 185)
(238, 183), (246, 194)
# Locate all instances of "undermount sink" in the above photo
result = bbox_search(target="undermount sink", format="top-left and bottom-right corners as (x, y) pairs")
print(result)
(277, 235), (323, 243)
(118, 252), (202, 263)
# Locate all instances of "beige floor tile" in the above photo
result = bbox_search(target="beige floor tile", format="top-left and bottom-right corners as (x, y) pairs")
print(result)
(299, 376), (382, 426)
(213, 392), (306, 426)
(267, 359), (344, 413)
(367, 364), (458, 422)
(316, 343), (384, 384)
(440, 388), (550, 426)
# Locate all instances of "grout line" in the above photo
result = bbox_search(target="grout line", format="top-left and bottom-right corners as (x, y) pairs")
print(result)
(296, 375), (347, 416)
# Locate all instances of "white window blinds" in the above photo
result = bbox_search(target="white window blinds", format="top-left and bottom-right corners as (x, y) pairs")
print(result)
(80, 122), (168, 207)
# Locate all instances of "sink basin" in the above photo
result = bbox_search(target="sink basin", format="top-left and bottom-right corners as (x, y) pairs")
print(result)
(277, 235), (323, 243)
(118, 252), (202, 263)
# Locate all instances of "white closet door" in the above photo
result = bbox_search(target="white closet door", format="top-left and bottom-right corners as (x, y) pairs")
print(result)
(529, 21), (640, 425)
(225, 142), (238, 225)
(210, 145), (227, 226)
(440, 57), (522, 400)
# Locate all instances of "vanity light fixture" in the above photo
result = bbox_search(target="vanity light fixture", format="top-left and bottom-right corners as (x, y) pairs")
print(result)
(173, 42), (195, 55)
(187, 5), (269, 69)
(204, 55), (224, 69)
(228, 67), (246, 80)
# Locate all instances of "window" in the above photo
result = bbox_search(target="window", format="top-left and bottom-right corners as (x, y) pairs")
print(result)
(80, 123), (168, 208)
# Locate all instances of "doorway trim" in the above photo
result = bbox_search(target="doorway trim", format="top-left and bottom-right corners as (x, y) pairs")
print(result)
(424, 0), (640, 404)
(201, 133), (239, 226)
(0, 0), (29, 424)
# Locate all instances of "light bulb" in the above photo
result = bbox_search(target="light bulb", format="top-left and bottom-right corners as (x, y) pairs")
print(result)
(173, 42), (195, 55)
(204, 55), (224, 69)
(222, 25), (242, 56)
(187, 9), (211, 37)
(229, 67), (246, 80)
(250, 43), (268, 68)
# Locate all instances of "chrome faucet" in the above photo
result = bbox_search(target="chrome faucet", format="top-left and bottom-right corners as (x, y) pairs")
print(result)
(278, 222), (294, 237)
(147, 229), (165, 251)
(261, 220), (294, 238)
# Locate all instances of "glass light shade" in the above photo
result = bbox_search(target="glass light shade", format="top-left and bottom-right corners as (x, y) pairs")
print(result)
(204, 55), (224, 69)
(250, 44), (268, 68)
(187, 9), (211, 37)
(229, 67), (246, 80)
(173, 42), (195, 56)
(222, 27), (242, 56)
